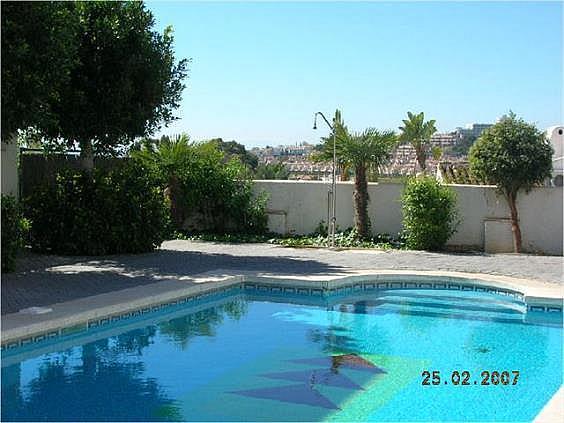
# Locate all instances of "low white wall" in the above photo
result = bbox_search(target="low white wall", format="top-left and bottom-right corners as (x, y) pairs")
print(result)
(1, 139), (19, 198)
(253, 180), (563, 255)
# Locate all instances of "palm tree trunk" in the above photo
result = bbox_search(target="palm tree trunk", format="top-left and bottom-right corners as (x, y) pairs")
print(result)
(353, 164), (370, 239)
(79, 139), (94, 172)
(416, 148), (426, 173)
(506, 191), (522, 253)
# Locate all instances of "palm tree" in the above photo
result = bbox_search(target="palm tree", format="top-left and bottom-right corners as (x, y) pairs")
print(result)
(130, 134), (192, 228)
(315, 110), (397, 239)
(398, 111), (437, 173)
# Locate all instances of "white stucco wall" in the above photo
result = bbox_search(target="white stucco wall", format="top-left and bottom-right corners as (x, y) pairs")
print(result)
(253, 180), (563, 255)
(1, 139), (19, 198)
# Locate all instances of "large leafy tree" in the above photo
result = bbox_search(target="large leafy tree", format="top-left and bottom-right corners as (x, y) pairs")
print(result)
(1, 1), (79, 139)
(398, 111), (437, 172)
(46, 1), (189, 169)
(316, 110), (397, 238)
(469, 112), (553, 253)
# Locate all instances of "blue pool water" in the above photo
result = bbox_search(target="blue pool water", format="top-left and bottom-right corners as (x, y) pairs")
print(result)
(1, 286), (562, 421)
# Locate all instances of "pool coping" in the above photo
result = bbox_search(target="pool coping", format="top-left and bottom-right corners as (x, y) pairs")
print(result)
(534, 386), (563, 423)
(2, 268), (562, 346)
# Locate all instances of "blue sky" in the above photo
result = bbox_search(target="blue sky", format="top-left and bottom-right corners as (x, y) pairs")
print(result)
(148, 1), (563, 147)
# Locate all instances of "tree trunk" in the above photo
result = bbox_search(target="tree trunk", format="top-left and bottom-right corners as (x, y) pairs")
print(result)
(79, 139), (94, 172)
(416, 148), (426, 173)
(165, 174), (185, 230)
(353, 165), (370, 239)
(506, 191), (522, 253)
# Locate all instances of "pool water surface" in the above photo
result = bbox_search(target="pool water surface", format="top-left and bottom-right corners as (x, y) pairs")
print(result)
(1, 287), (562, 421)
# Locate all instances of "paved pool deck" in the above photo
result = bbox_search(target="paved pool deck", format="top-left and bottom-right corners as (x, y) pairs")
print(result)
(2, 239), (563, 315)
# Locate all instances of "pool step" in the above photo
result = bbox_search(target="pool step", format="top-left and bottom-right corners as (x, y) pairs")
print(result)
(336, 289), (527, 323)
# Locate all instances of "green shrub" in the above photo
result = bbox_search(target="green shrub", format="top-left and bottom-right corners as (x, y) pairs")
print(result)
(401, 176), (459, 251)
(1, 195), (30, 272)
(25, 159), (170, 255)
(131, 135), (268, 235)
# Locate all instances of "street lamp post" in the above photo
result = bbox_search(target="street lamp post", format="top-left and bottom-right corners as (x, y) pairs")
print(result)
(313, 111), (337, 248)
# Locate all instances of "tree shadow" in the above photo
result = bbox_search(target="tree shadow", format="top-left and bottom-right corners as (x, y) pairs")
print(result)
(2, 248), (345, 314)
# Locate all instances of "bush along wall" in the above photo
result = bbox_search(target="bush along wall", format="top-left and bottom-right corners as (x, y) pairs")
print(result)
(131, 136), (268, 235)
(401, 176), (460, 251)
(1, 195), (30, 272)
(25, 159), (171, 255)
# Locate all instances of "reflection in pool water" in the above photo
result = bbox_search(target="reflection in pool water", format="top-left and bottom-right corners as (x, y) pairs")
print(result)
(1, 289), (562, 421)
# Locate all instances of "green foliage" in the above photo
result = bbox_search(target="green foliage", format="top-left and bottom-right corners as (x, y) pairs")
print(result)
(1, 1), (79, 138)
(131, 135), (268, 234)
(469, 113), (553, 197)
(401, 176), (459, 251)
(431, 146), (443, 161)
(452, 135), (476, 156)
(210, 138), (259, 170)
(25, 160), (170, 255)
(398, 111), (437, 171)
(270, 228), (405, 249)
(28, 1), (188, 162)
(254, 162), (290, 180)
(1, 195), (30, 272)
(176, 232), (274, 243)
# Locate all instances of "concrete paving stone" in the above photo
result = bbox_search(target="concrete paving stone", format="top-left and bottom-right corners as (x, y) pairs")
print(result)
(1, 240), (562, 315)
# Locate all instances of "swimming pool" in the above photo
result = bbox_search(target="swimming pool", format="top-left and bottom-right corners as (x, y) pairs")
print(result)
(2, 282), (562, 421)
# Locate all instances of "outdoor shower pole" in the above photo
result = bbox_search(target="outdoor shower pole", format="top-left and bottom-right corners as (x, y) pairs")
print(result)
(313, 111), (337, 248)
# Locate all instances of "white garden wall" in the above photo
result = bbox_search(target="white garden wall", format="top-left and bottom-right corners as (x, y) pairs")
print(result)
(253, 180), (563, 255)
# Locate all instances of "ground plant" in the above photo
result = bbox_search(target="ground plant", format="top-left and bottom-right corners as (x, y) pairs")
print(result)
(25, 160), (170, 255)
(401, 176), (459, 251)
(1, 195), (30, 272)
(469, 112), (553, 253)
(271, 228), (405, 249)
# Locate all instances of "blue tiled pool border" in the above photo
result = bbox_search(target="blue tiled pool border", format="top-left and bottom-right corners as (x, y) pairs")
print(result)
(2, 275), (562, 353)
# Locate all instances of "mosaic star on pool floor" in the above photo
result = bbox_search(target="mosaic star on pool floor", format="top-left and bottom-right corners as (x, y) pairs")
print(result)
(229, 354), (386, 410)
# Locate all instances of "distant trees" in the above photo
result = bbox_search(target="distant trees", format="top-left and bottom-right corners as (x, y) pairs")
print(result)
(210, 138), (259, 170)
(2, 1), (188, 170)
(469, 112), (553, 253)
(254, 162), (290, 180)
(398, 111), (437, 172)
(316, 110), (397, 239)
(452, 135), (477, 156)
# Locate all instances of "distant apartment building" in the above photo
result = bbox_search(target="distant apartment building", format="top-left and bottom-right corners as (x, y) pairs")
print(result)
(430, 132), (459, 149)
(253, 142), (314, 165)
(454, 123), (493, 139)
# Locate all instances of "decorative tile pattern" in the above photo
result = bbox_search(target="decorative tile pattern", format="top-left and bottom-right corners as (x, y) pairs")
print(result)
(2, 278), (560, 352)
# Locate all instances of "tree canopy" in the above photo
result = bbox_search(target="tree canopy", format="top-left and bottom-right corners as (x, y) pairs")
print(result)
(1, 1), (79, 139)
(209, 138), (259, 170)
(55, 2), (188, 165)
(469, 112), (553, 252)
(398, 111), (437, 172)
(2, 1), (189, 169)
